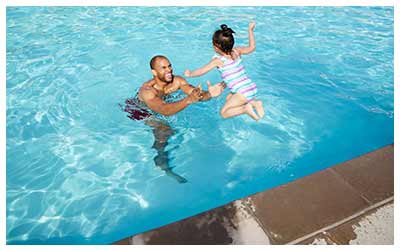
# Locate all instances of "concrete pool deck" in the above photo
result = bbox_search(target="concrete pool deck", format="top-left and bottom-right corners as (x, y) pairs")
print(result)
(113, 144), (394, 245)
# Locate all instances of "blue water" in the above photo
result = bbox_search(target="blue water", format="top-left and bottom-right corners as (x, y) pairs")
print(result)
(6, 7), (393, 244)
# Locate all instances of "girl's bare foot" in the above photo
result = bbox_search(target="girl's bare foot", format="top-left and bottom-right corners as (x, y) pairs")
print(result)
(245, 103), (260, 121)
(250, 100), (265, 119)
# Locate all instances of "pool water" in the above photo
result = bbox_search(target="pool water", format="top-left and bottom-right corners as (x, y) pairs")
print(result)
(6, 7), (394, 244)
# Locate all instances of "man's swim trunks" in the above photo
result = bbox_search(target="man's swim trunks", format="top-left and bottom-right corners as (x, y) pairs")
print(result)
(123, 96), (153, 120)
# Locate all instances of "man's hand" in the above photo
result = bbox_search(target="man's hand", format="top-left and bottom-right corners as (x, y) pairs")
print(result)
(248, 21), (256, 31)
(207, 81), (226, 98)
(187, 85), (203, 103)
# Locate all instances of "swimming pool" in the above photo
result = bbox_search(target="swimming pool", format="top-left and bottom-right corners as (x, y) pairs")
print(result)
(6, 7), (393, 244)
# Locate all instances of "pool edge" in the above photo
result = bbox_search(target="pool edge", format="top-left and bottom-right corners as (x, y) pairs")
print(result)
(112, 144), (394, 245)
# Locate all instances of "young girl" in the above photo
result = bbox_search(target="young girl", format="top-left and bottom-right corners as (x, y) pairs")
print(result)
(184, 22), (265, 121)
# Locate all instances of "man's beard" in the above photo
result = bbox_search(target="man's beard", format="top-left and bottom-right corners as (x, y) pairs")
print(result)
(167, 75), (174, 83)
(160, 73), (174, 83)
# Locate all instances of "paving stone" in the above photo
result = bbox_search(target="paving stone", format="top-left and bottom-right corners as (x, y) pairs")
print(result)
(247, 169), (370, 244)
(129, 201), (270, 245)
(326, 203), (394, 245)
(331, 144), (394, 204)
(131, 204), (235, 245)
(297, 232), (337, 245)
(111, 237), (130, 245)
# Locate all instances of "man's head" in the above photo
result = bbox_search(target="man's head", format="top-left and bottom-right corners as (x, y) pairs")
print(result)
(150, 55), (173, 83)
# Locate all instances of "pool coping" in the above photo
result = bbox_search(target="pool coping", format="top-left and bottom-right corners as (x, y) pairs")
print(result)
(112, 144), (394, 245)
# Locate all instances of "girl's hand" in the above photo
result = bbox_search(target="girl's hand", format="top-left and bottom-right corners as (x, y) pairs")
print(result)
(249, 21), (256, 31)
(184, 70), (192, 77)
(207, 80), (226, 98)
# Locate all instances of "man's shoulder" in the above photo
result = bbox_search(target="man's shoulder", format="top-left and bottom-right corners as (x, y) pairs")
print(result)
(140, 79), (155, 90)
(173, 75), (188, 85)
(139, 80), (156, 100)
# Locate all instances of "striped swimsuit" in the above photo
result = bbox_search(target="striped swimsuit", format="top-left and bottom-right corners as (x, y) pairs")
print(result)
(214, 52), (257, 101)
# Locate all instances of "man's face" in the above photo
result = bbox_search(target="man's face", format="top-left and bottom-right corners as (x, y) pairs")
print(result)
(152, 58), (173, 83)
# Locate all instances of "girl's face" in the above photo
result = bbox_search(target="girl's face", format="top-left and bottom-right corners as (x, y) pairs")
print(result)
(213, 44), (223, 54)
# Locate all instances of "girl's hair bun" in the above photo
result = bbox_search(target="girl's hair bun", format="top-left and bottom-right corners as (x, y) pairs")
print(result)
(220, 24), (235, 36)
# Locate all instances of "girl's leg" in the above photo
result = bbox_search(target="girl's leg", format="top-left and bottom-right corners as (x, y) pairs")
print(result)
(220, 93), (259, 120)
(249, 100), (265, 119)
(226, 93), (233, 101)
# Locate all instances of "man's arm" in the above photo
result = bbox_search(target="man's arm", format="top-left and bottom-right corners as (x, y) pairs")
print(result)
(191, 81), (226, 102)
(140, 87), (201, 116)
(177, 77), (225, 102)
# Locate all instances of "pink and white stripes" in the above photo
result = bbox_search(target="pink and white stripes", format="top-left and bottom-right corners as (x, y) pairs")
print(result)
(214, 54), (258, 101)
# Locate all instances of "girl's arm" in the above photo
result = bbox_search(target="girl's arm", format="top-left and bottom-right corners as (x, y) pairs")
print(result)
(236, 21), (256, 55)
(184, 58), (221, 77)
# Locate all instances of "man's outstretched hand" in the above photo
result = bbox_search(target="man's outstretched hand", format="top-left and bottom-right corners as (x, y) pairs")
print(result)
(187, 85), (203, 103)
(207, 81), (226, 98)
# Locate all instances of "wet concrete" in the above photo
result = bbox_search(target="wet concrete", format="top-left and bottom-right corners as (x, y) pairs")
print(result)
(298, 202), (394, 245)
(247, 168), (371, 244)
(128, 200), (270, 245)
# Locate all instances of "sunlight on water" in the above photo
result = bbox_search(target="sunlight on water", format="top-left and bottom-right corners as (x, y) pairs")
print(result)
(7, 6), (393, 244)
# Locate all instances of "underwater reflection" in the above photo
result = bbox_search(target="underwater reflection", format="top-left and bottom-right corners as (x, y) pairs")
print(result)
(145, 118), (188, 184)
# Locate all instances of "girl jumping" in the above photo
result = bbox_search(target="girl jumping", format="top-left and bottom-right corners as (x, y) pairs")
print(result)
(185, 22), (264, 121)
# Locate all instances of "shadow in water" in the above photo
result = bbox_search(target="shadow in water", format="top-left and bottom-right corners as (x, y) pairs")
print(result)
(122, 97), (187, 183)
(145, 118), (187, 183)
(145, 119), (188, 183)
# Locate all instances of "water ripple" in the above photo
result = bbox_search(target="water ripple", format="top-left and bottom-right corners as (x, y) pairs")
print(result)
(6, 6), (393, 244)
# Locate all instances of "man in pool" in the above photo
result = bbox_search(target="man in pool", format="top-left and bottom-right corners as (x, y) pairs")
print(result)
(123, 55), (226, 183)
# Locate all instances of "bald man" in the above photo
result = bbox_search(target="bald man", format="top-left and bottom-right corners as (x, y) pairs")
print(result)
(139, 55), (225, 117)
(123, 55), (225, 183)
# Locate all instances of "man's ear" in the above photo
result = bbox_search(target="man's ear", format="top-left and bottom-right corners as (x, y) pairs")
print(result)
(151, 69), (157, 77)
